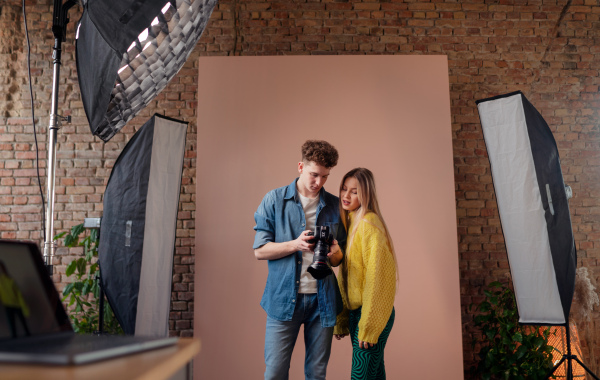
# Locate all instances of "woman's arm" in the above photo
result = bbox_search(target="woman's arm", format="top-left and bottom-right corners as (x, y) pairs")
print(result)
(327, 239), (343, 267)
(334, 271), (350, 337)
(357, 217), (396, 344)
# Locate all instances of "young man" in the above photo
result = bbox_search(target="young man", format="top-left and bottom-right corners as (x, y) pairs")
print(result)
(253, 140), (346, 380)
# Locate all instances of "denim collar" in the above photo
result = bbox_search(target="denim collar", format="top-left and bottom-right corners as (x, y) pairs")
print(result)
(284, 178), (327, 208)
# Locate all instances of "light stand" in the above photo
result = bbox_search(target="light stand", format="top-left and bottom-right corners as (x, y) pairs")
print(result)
(541, 187), (598, 380)
(546, 318), (599, 380)
(43, 0), (76, 275)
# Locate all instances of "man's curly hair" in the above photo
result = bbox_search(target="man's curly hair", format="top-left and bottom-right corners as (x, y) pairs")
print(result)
(301, 140), (339, 169)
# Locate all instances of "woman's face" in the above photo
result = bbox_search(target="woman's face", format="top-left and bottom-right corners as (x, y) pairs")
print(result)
(341, 177), (361, 212)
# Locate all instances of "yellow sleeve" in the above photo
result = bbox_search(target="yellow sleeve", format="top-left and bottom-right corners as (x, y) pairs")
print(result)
(333, 267), (349, 335)
(357, 216), (396, 344)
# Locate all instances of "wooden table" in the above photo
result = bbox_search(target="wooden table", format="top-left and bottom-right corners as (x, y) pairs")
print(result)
(0, 337), (200, 380)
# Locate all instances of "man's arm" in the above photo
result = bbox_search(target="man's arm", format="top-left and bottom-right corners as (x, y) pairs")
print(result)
(254, 230), (314, 260)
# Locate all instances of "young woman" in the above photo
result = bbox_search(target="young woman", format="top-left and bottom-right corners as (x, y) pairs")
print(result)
(334, 168), (397, 380)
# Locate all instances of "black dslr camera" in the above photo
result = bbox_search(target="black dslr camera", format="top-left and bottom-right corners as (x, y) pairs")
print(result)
(307, 226), (334, 280)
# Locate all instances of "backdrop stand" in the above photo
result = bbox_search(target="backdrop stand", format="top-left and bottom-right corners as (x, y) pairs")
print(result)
(43, 0), (76, 275)
(546, 318), (599, 380)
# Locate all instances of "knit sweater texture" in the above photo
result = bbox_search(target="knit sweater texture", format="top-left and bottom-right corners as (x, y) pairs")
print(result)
(334, 212), (396, 343)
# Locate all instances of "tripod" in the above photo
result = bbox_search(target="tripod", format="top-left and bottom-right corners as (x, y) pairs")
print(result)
(546, 318), (599, 380)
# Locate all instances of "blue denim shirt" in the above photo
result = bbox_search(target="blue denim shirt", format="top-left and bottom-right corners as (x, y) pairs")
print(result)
(253, 179), (347, 327)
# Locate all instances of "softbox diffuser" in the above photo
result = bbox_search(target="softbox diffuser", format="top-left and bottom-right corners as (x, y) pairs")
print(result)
(476, 91), (576, 325)
(99, 114), (188, 336)
(76, 0), (217, 142)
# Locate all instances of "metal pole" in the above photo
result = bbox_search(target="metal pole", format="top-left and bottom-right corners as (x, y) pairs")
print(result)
(43, 36), (62, 273)
(98, 268), (105, 335)
(43, 0), (77, 275)
(565, 322), (573, 380)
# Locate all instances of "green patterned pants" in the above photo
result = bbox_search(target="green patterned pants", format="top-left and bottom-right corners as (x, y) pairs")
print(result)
(348, 307), (395, 380)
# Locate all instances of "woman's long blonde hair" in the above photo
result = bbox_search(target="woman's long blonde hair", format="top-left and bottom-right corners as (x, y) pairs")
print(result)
(339, 168), (398, 303)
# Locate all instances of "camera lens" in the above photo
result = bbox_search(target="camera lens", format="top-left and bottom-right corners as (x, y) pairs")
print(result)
(307, 226), (333, 280)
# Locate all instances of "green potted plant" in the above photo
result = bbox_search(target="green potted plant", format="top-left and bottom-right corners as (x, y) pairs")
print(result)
(56, 224), (123, 334)
(471, 281), (555, 380)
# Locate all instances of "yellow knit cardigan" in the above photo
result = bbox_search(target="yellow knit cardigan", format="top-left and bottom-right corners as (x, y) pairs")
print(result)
(334, 212), (396, 344)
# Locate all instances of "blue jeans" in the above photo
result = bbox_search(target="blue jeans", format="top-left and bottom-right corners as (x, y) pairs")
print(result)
(264, 293), (334, 380)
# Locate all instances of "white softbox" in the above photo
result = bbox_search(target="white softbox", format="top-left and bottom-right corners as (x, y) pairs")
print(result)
(476, 91), (577, 325)
(99, 114), (188, 336)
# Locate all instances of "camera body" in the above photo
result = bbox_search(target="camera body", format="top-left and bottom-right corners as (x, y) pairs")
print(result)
(307, 226), (334, 280)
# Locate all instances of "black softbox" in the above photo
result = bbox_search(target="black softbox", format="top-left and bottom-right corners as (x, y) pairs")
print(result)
(99, 114), (188, 336)
(476, 91), (577, 325)
(76, 0), (217, 141)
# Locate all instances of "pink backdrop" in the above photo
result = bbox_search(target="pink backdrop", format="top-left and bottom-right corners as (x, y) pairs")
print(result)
(195, 55), (463, 379)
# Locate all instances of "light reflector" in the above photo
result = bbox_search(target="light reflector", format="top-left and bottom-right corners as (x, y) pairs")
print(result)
(98, 114), (188, 336)
(476, 91), (577, 324)
(76, 0), (217, 141)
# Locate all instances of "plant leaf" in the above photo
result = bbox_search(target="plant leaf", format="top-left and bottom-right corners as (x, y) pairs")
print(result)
(62, 283), (74, 296)
(71, 223), (85, 238)
(76, 258), (87, 276)
(64, 233), (76, 247)
(515, 344), (528, 360)
(512, 332), (523, 343)
(66, 261), (77, 277)
(479, 301), (491, 312)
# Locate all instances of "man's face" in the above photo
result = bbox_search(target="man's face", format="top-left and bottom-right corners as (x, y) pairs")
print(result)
(297, 161), (331, 198)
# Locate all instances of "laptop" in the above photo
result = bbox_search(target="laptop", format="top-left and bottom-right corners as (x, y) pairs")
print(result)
(0, 240), (178, 365)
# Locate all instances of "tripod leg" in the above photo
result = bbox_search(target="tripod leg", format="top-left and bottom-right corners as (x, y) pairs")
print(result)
(546, 356), (566, 380)
(568, 356), (573, 380)
(572, 356), (600, 380)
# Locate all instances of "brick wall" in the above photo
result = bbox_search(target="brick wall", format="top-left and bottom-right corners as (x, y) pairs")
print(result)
(2, 0), (600, 375)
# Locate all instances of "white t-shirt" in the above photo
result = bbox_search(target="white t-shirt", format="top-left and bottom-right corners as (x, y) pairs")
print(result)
(298, 191), (318, 294)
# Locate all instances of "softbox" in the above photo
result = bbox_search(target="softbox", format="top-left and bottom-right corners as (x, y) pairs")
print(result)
(99, 114), (188, 336)
(76, 0), (217, 142)
(476, 91), (577, 325)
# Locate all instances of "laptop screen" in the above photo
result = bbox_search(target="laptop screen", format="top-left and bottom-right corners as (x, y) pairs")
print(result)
(0, 240), (72, 341)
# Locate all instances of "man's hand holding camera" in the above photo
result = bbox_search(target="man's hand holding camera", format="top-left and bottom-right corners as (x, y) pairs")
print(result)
(295, 228), (343, 268)
(292, 230), (316, 252)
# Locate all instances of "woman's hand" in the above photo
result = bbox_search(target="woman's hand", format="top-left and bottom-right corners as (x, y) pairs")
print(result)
(334, 334), (348, 340)
(327, 239), (343, 266)
(358, 339), (374, 349)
